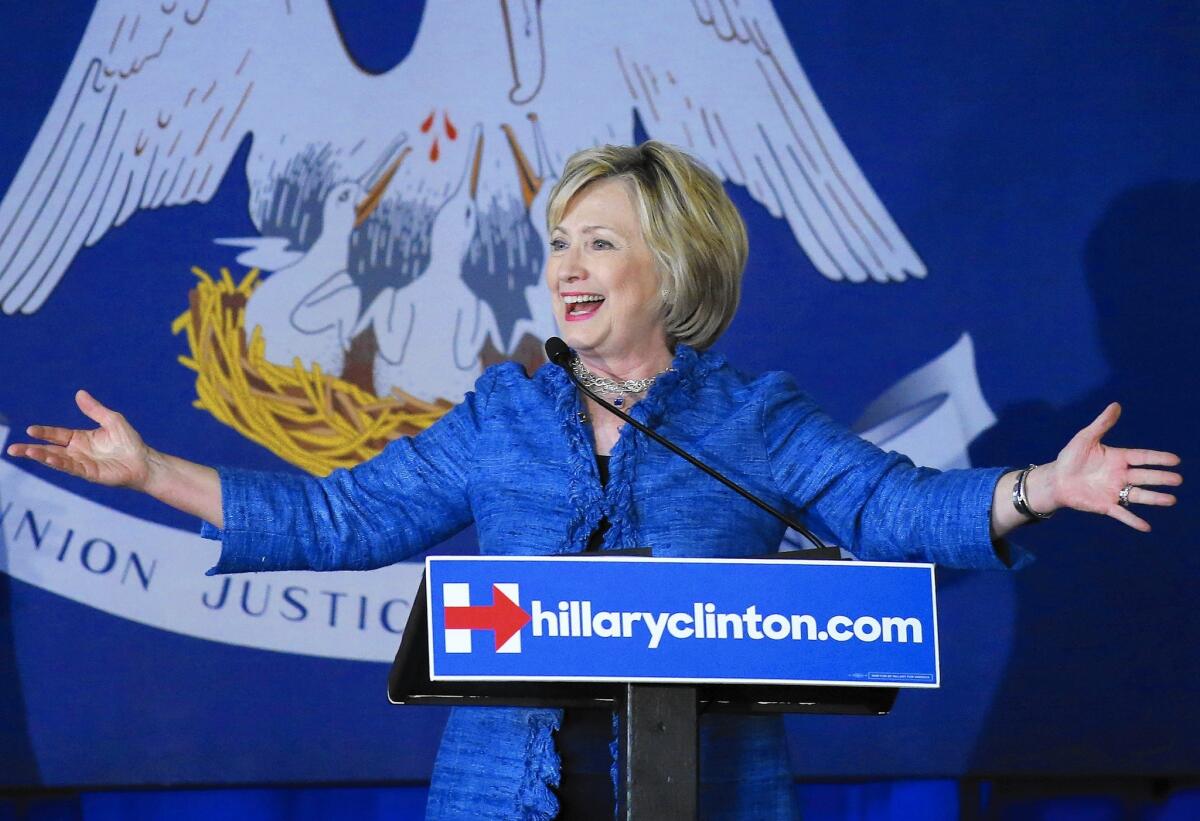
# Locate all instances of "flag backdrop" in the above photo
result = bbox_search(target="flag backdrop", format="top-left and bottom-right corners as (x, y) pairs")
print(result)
(0, 0), (1196, 787)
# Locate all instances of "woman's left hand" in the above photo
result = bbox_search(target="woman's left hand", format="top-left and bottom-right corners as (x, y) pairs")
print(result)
(1026, 402), (1182, 531)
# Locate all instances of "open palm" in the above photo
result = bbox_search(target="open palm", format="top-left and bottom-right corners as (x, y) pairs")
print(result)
(1051, 403), (1181, 531)
(6, 390), (151, 489)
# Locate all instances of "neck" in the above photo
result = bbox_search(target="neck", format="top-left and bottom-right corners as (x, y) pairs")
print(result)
(575, 346), (673, 383)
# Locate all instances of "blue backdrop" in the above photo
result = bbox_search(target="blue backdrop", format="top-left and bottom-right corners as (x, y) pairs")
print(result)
(0, 0), (1195, 790)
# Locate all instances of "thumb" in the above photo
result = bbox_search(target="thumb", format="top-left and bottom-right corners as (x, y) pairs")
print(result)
(75, 389), (115, 426)
(1082, 401), (1121, 440)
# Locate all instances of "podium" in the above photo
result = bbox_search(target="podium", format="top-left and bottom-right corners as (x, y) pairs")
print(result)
(389, 551), (936, 819)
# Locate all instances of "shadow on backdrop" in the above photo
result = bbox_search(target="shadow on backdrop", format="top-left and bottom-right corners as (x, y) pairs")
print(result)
(968, 181), (1198, 774)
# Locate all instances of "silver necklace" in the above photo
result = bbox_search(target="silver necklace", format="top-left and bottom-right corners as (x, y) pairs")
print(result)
(569, 356), (672, 407)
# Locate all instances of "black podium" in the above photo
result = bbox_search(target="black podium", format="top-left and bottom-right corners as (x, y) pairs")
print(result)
(389, 551), (902, 820)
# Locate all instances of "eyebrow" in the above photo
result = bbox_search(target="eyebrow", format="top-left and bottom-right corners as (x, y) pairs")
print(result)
(551, 224), (620, 235)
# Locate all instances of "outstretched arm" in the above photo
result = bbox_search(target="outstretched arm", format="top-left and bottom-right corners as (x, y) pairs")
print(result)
(990, 402), (1181, 538)
(762, 374), (1183, 568)
(7, 390), (223, 528)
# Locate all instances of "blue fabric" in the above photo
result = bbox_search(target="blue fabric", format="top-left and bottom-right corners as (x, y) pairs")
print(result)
(203, 345), (1024, 819)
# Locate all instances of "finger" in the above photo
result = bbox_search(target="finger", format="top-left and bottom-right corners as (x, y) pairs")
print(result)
(1107, 504), (1150, 532)
(26, 424), (77, 446)
(11, 443), (67, 461)
(1126, 468), (1182, 487)
(1123, 449), (1181, 467)
(75, 389), (116, 427)
(1082, 402), (1121, 439)
(1127, 487), (1176, 507)
(9, 444), (88, 479)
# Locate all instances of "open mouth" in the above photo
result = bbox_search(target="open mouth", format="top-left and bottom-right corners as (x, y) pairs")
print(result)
(563, 293), (604, 321)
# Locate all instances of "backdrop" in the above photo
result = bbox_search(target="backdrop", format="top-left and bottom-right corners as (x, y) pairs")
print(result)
(0, 0), (1195, 788)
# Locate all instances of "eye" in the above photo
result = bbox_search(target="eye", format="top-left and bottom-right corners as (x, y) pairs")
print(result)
(591, 238), (614, 250)
(549, 238), (568, 252)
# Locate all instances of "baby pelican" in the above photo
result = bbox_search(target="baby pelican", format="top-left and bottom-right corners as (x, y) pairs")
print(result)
(238, 146), (407, 376)
(355, 124), (500, 402)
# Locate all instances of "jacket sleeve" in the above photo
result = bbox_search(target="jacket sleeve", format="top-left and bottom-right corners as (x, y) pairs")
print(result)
(201, 370), (493, 574)
(759, 372), (1028, 569)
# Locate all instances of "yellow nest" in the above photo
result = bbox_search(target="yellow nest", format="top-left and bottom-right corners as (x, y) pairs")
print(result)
(172, 266), (452, 476)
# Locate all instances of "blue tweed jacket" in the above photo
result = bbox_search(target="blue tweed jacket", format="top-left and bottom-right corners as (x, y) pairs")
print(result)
(204, 345), (1019, 820)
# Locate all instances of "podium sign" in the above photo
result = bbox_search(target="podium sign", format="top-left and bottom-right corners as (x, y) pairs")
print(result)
(426, 556), (939, 688)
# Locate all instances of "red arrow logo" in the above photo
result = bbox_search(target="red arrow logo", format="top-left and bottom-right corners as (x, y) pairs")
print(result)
(444, 585), (531, 650)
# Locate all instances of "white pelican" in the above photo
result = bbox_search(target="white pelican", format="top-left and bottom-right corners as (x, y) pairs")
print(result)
(222, 144), (407, 375)
(355, 124), (501, 401)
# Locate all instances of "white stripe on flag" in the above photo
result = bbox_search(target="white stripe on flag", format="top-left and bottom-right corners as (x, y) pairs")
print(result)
(443, 582), (472, 653)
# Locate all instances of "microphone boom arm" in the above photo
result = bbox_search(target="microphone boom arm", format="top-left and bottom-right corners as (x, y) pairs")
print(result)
(546, 338), (827, 551)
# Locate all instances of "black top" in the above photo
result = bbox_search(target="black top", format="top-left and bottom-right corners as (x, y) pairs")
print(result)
(584, 455), (611, 552)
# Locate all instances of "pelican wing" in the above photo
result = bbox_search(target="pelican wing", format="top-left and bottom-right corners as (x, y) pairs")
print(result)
(603, 0), (926, 283)
(213, 236), (304, 272)
(0, 0), (351, 315)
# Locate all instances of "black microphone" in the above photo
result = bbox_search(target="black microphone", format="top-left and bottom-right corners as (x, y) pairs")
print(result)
(545, 337), (828, 550)
(544, 336), (574, 367)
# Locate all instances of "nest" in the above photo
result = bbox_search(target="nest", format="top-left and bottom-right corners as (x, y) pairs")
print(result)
(172, 266), (452, 476)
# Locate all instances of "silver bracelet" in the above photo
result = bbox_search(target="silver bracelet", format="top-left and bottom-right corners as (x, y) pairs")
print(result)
(1012, 464), (1054, 520)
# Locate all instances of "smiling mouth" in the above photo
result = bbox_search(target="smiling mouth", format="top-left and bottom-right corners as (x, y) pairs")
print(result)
(563, 293), (604, 320)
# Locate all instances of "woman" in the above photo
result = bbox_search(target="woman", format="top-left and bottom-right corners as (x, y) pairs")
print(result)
(8, 142), (1181, 819)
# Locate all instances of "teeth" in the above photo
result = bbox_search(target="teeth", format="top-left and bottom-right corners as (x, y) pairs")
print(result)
(563, 294), (604, 305)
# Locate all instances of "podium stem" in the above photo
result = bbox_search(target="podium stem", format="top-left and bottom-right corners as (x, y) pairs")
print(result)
(619, 684), (698, 820)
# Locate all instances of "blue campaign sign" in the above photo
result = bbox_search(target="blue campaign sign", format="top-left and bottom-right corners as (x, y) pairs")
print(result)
(426, 557), (939, 688)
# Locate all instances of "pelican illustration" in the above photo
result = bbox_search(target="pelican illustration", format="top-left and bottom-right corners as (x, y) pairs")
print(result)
(506, 114), (560, 350)
(219, 142), (409, 375)
(355, 124), (502, 401)
(0, 0), (928, 404)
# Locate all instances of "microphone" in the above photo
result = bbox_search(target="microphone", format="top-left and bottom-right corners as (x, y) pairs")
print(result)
(544, 336), (574, 367)
(545, 337), (828, 550)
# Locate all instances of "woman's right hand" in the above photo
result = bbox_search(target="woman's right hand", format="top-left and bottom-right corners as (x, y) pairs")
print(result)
(6, 390), (154, 490)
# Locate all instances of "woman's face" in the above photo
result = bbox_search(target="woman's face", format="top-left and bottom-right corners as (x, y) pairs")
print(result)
(545, 178), (669, 367)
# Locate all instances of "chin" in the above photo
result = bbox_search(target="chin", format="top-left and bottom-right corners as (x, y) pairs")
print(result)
(558, 327), (599, 353)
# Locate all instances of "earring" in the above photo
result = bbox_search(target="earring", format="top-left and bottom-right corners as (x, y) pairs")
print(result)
(661, 288), (671, 301)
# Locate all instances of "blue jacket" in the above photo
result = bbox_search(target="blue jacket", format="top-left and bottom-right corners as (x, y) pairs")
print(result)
(205, 345), (1018, 819)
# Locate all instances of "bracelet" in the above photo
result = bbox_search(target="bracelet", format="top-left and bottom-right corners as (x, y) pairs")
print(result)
(1012, 464), (1054, 521)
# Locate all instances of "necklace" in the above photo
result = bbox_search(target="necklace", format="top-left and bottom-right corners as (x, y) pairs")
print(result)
(569, 356), (672, 407)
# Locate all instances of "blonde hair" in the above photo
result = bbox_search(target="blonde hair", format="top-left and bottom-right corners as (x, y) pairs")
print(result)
(545, 141), (747, 350)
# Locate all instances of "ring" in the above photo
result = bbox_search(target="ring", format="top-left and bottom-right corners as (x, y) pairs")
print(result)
(1118, 483), (1134, 508)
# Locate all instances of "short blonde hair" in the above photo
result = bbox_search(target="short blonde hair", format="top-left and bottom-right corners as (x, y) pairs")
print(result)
(545, 141), (747, 350)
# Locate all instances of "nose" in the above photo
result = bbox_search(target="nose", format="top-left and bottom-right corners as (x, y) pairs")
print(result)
(554, 242), (586, 284)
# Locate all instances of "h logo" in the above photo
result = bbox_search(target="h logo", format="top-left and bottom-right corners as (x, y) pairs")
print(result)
(442, 583), (530, 654)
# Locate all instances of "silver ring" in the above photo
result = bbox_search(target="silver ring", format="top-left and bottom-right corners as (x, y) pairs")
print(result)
(1118, 483), (1134, 508)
